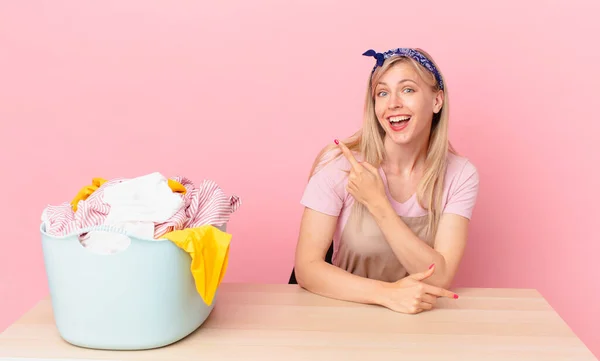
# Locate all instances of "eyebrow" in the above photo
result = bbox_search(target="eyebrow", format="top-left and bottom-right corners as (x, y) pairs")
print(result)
(376, 79), (417, 87)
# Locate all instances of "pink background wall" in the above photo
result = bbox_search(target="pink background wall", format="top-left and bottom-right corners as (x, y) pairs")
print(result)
(1, 0), (599, 356)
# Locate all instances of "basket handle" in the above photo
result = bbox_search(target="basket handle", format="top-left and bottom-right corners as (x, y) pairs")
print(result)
(65, 224), (132, 238)
(67, 224), (137, 255)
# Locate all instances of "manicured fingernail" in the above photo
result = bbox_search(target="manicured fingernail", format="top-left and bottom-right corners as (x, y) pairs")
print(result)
(334, 139), (339, 144)
(453, 294), (459, 299)
(429, 263), (435, 269)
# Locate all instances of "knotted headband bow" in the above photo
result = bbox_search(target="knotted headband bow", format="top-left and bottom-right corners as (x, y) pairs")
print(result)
(362, 48), (444, 90)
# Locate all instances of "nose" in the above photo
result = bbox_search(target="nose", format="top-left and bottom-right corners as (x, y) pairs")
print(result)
(388, 92), (402, 109)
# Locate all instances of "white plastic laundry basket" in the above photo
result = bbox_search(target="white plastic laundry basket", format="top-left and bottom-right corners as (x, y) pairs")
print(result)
(39, 222), (226, 350)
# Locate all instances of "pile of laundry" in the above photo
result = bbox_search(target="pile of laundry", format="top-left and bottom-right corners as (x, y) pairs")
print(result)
(40, 171), (241, 305)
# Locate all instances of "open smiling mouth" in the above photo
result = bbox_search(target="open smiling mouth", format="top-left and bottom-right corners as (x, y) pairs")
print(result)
(388, 115), (411, 131)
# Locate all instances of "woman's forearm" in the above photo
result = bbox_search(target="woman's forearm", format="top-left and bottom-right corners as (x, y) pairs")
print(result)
(295, 260), (388, 306)
(367, 200), (449, 287)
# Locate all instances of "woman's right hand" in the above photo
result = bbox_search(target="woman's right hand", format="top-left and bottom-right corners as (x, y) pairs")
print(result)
(379, 264), (459, 314)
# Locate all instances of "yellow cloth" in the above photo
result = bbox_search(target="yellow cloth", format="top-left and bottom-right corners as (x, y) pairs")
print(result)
(161, 225), (231, 306)
(71, 177), (187, 211)
(168, 179), (187, 194)
(71, 177), (108, 211)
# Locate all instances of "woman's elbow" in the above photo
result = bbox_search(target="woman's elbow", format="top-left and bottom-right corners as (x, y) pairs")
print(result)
(293, 260), (308, 288)
(294, 258), (318, 289)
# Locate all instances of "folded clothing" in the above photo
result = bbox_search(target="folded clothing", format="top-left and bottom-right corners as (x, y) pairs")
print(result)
(42, 172), (241, 240)
(103, 172), (185, 225)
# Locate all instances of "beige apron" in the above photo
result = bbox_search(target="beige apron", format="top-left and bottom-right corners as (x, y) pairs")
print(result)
(335, 206), (434, 283)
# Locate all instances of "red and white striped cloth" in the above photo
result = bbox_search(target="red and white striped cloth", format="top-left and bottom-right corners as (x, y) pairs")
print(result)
(42, 176), (241, 238)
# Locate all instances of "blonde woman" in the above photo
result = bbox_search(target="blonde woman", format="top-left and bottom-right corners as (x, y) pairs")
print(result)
(292, 48), (480, 314)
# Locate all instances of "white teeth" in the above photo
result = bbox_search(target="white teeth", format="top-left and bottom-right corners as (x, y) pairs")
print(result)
(389, 116), (410, 123)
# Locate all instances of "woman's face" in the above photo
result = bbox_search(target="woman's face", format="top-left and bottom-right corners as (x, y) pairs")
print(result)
(373, 61), (443, 146)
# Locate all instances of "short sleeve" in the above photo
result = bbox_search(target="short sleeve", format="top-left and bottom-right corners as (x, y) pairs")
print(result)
(300, 152), (349, 217)
(443, 160), (480, 219)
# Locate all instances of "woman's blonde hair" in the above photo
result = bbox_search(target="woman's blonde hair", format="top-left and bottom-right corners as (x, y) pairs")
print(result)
(308, 48), (456, 240)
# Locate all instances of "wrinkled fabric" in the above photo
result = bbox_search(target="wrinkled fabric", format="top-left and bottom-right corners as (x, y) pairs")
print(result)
(103, 172), (184, 225)
(42, 174), (241, 239)
(153, 176), (241, 238)
(70, 177), (187, 212)
(161, 225), (231, 305)
(70, 177), (108, 212)
(43, 178), (122, 237)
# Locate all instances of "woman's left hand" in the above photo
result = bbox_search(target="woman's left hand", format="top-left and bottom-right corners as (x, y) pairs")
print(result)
(336, 140), (388, 209)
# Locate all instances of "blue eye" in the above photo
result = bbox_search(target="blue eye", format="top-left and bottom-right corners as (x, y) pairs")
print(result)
(377, 91), (388, 97)
(403, 88), (414, 93)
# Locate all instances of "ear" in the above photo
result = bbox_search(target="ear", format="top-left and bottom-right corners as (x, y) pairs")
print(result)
(433, 90), (444, 114)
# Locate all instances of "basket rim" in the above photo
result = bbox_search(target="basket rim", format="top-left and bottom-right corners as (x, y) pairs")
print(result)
(39, 221), (228, 242)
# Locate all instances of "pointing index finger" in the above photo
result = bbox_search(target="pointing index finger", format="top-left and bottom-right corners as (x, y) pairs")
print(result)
(423, 283), (458, 299)
(335, 139), (361, 171)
